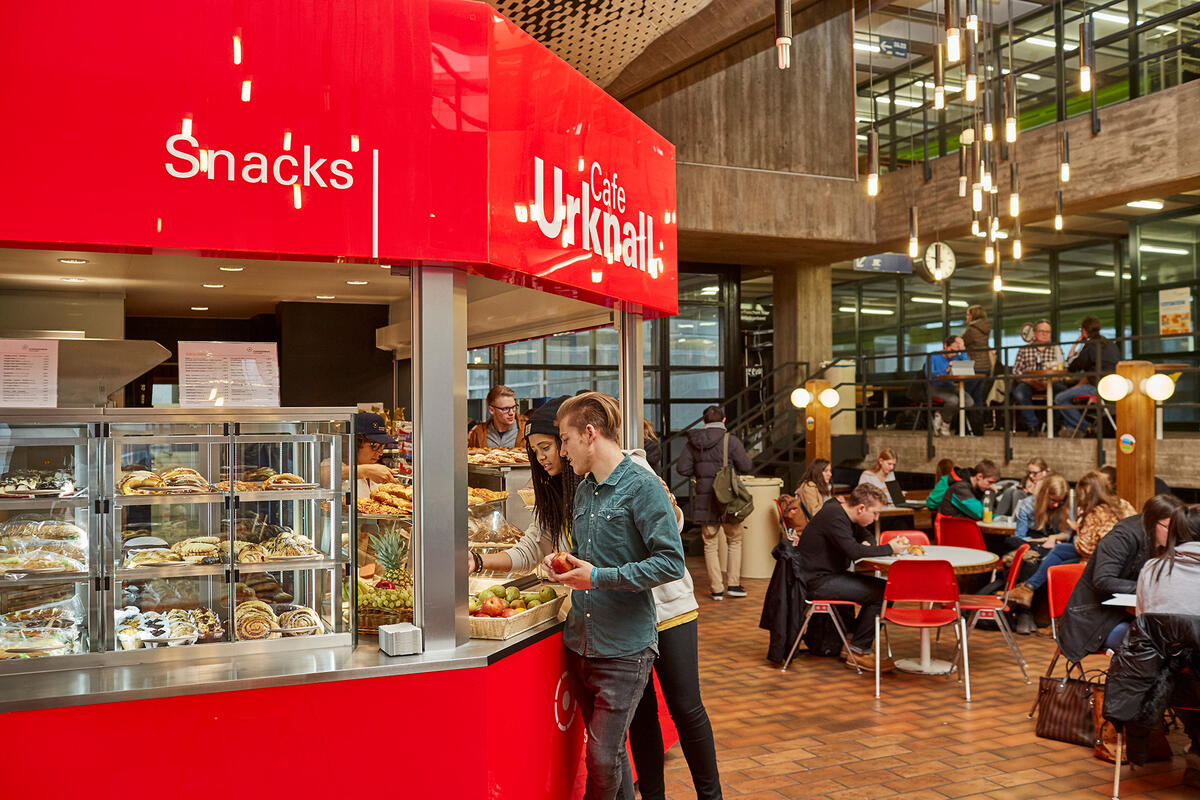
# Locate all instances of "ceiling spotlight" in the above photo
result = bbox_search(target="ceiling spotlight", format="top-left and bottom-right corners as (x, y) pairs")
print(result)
(61, 277), (87, 283)
(346, 280), (369, 285)
(316, 295), (336, 300)
(219, 265), (244, 272)
(191, 306), (209, 311)
(58, 258), (89, 264)
(202, 283), (224, 289)
(1127, 199), (1164, 210)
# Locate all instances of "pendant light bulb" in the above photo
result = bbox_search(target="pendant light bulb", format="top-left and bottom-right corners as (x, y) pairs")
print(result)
(933, 44), (946, 110)
(984, 122), (994, 142)
(865, 130), (879, 196)
(1004, 76), (1018, 142)
(972, 184), (983, 212)
(1054, 190), (1064, 230)
(1059, 131), (1070, 183)
(1013, 236), (1023, 260)
(1006, 117), (1017, 142)
(966, 0), (979, 35)
(1010, 192), (1020, 218)
(985, 243), (995, 264)
(993, 272), (1003, 292)
(971, 218), (981, 236)
(965, 74), (977, 101)
(1080, 65), (1092, 93)
(774, 0), (792, 69)
(945, 0), (961, 62)
(981, 165), (992, 192)
(1079, 20), (1095, 92)
(907, 206), (919, 258)
(1009, 163), (1020, 217)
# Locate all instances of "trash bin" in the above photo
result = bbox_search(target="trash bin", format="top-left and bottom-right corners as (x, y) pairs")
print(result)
(737, 476), (784, 579)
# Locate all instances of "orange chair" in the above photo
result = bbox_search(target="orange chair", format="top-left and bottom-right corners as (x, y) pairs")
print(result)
(952, 544), (1031, 684)
(934, 515), (987, 550)
(1027, 561), (1088, 717)
(874, 559), (970, 701)
(880, 530), (930, 547)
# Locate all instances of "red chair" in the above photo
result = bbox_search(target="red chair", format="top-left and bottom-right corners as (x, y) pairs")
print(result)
(1027, 562), (1089, 717)
(875, 559), (970, 701)
(780, 600), (864, 674)
(880, 530), (930, 547)
(935, 515), (987, 551)
(952, 544), (1031, 684)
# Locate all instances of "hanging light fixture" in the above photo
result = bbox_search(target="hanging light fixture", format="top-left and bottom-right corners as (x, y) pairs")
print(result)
(1004, 75), (1018, 142)
(934, 44), (946, 109)
(1079, 18), (1095, 92)
(1012, 218), (1023, 260)
(1009, 163), (1020, 217)
(946, 0), (961, 62)
(958, 145), (968, 197)
(966, 0), (979, 38)
(971, 147), (983, 211)
(992, 265), (1003, 292)
(1059, 131), (1070, 182)
(908, 206), (920, 258)
(866, 130), (879, 196)
(983, 89), (994, 141)
(775, 0), (792, 69)
(964, 31), (978, 101)
(985, 241), (995, 263)
(1054, 190), (1064, 230)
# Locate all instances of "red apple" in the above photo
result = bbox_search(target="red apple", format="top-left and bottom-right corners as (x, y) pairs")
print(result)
(375, 579), (396, 590)
(550, 551), (574, 575)
(500, 608), (519, 618)
(481, 596), (506, 617)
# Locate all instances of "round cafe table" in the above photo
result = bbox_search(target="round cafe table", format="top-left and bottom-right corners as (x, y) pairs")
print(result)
(977, 519), (1017, 537)
(857, 545), (999, 675)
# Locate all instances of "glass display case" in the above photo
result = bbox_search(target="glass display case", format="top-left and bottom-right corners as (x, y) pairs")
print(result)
(0, 408), (354, 670)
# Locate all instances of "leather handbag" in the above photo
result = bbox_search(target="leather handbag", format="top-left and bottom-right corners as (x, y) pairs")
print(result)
(1091, 685), (1173, 763)
(1034, 664), (1102, 747)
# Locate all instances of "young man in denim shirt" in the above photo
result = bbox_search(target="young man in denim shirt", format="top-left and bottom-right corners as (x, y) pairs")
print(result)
(546, 392), (686, 800)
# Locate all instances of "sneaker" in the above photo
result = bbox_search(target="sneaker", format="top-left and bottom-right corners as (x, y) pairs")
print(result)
(711, 591), (724, 601)
(1008, 582), (1034, 608)
(726, 585), (747, 598)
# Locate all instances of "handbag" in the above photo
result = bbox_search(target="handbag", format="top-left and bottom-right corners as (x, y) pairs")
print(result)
(1091, 685), (1173, 763)
(1034, 663), (1103, 747)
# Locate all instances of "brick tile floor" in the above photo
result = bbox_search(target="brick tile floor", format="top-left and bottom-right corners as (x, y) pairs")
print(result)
(661, 558), (1196, 800)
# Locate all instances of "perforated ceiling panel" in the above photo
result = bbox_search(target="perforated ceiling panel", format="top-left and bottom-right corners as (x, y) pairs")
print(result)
(487, 0), (714, 87)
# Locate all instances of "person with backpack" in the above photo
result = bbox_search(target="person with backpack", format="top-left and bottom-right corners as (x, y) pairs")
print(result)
(676, 405), (753, 600)
(924, 458), (1000, 519)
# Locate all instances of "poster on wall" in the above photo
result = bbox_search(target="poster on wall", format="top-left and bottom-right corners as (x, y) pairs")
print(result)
(1158, 287), (1193, 335)
(179, 342), (280, 408)
(0, 339), (58, 407)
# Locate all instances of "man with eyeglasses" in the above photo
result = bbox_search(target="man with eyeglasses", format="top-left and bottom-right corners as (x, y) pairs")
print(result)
(1010, 319), (1066, 436)
(467, 385), (528, 449)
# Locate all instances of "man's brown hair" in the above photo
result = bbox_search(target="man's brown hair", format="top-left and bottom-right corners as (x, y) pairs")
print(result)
(556, 392), (622, 443)
(973, 459), (1001, 479)
(849, 484), (888, 508)
(486, 385), (516, 407)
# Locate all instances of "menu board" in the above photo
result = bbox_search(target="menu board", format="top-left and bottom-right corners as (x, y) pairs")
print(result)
(178, 342), (280, 408)
(0, 339), (58, 407)
(1159, 288), (1192, 335)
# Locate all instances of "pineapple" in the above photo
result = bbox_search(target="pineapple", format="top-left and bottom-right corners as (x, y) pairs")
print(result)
(368, 530), (414, 608)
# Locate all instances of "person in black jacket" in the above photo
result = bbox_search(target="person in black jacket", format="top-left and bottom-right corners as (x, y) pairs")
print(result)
(935, 460), (1000, 519)
(1058, 494), (1183, 663)
(676, 406), (753, 600)
(794, 485), (905, 671)
(1054, 315), (1121, 435)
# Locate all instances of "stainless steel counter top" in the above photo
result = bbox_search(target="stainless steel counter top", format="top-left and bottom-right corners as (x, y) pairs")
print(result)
(0, 621), (562, 713)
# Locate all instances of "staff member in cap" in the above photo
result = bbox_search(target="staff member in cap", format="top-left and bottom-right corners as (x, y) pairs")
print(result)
(467, 385), (528, 449)
(333, 412), (398, 497)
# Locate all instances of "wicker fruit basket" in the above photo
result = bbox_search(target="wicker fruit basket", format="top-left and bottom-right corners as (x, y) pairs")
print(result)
(468, 585), (567, 640)
(357, 605), (412, 635)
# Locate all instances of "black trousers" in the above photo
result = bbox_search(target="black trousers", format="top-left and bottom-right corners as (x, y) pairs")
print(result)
(807, 572), (886, 652)
(627, 619), (722, 800)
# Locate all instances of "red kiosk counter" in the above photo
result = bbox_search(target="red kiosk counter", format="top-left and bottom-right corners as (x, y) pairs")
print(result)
(0, 2), (678, 798)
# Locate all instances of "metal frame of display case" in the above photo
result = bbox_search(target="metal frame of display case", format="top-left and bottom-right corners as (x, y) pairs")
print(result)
(0, 407), (355, 675)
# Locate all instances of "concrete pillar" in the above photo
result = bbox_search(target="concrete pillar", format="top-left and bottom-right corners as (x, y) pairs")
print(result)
(1114, 360), (1156, 510)
(774, 263), (833, 438)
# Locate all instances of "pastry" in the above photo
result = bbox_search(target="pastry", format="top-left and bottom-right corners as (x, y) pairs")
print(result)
(263, 473), (304, 488)
(161, 467), (209, 489)
(32, 522), (87, 541)
(277, 607), (321, 635)
(236, 544), (268, 563)
(235, 600), (279, 640)
(124, 548), (183, 567)
(242, 466), (277, 483)
(233, 582), (257, 603)
(119, 470), (165, 494)
(906, 544), (927, 556)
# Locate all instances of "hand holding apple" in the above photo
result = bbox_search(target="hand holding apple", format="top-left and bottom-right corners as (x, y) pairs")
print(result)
(543, 551), (596, 590)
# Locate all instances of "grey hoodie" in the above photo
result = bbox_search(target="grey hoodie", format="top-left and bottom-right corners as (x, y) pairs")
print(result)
(1137, 541), (1200, 616)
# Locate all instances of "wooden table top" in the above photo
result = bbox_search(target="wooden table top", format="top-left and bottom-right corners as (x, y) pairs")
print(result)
(858, 545), (999, 576)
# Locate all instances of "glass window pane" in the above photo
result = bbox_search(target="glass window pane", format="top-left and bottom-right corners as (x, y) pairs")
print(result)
(678, 273), (722, 303)
(670, 371), (722, 399)
(669, 306), (721, 367)
(1137, 212), (1199, 286)
(503, 339), (543, 364)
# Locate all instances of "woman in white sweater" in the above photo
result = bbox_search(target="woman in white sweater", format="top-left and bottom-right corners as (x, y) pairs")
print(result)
(1137, 504), (1200, 616)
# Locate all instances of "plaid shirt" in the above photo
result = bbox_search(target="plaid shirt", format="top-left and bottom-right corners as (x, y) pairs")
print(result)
(1012, 343), (1066, 376)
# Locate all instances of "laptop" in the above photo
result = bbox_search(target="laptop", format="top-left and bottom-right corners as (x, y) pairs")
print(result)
(886, 479), (926, 509)
(949, 361), (976, 376)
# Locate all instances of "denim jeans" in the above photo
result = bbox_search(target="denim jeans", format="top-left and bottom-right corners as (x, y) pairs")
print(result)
(807, 572), (886, 652)
(1025, 542), (1080, 590)
(567, 646), (656, 800)
(628, 620), (722, 800)
(1104, 620), (1130, 652)
(1054, 382), (1097, 430)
